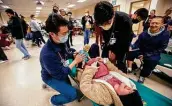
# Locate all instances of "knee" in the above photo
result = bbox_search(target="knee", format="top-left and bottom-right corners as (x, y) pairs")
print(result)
(65, 89), (77, 101)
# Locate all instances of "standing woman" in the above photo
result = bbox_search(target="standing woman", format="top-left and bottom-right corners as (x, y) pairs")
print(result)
(40, 14), (84, 106)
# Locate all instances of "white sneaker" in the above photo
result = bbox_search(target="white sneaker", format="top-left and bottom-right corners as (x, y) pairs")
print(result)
(0, 61), (5, 64)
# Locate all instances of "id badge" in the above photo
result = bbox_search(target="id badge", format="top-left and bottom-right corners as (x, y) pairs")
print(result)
(61, 59), (69, 67)
(109, 38), (116, 45)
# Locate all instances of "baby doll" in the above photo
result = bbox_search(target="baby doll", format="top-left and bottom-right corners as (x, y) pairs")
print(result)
(78, 44), (91, 68)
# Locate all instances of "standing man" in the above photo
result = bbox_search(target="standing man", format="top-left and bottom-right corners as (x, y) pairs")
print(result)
(30, 14), (46, 47)
(5, 9), (30, 60)
(20, 15), (28, 38)
(143, 9), (156, 31)
(94, 1), (133, 73)
(132, 16), (170, 83)
(67, 12), (74, 47)
(81, 9), (93, 45)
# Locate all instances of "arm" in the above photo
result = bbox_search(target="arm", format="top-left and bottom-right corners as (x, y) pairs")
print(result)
(145, 33), (170, 57)
(80, 66), (114, 105)
(89, 16), (94, 24)
(42, 54), (71, 79)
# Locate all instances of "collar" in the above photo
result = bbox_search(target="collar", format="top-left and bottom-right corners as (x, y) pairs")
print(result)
(47, 39), (65, 53)
(148, 27), (165, 36)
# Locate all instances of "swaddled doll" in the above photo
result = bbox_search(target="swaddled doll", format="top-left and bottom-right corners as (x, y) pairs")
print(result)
(78, 44), (91, 68)
(80, 58), (143, 106)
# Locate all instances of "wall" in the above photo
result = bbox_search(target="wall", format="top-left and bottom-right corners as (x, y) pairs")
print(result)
(72, 4), (96, 20)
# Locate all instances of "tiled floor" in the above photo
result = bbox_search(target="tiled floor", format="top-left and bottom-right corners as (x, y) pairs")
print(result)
(0, 35), (171, 106)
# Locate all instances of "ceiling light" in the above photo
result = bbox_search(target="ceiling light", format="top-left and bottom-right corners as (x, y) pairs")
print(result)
(1, 5), (10, 9)
(140, 4), (144, 6)
(77, 0), (86, 3)
(67, 4), (75, 8)
(36, 1), (44, 5)
(36, 10), (40, 13)
(36, 7), (42, 10)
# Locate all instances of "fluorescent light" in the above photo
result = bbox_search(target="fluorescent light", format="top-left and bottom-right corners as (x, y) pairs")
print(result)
(63, 8), (68, 11)
(36, 10), (40, 13)
(140, 4), (144, 6)
(77, 0), (86, 2)
(67, 4), (75, 8)
(1, 5), (10, 9)
(36, 7), (42, 10)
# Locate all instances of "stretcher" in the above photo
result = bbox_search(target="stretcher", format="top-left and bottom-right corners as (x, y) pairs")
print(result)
(92, 80), (172, 106)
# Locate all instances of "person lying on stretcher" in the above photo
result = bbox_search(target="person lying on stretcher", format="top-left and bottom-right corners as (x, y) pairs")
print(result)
(78, 58), (143, 106)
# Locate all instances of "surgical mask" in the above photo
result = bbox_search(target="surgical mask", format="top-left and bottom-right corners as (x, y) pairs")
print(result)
(58, 33), (68, 43)
(132, 19), (139, 23)
(100, 18), (114, 30)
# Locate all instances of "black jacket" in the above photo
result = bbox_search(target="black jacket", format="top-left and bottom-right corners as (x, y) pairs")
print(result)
(102, 11), (133, 55)
(81, 15), (93, 30)
(8, 16), (24, 39)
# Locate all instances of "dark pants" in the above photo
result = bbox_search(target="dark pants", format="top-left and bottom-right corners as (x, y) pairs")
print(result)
(67, 31), (73, 48)
(0, 47), (8, 61)
(140, 59), (158, 77)
(43, 77), (78, 105)
(32, 31), (46, 47)
(102, 46), (127, 73)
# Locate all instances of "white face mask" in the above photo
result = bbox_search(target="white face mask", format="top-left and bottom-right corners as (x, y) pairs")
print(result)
(100, 18), (114, 31)
(58, 33), (68, 43)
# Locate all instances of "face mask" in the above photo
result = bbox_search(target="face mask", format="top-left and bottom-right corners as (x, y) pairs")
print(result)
(53, 9), (58, 13)
(100, 18), (114, 31)
(58, 33), (68, 43)
(132, 19), (139, 23)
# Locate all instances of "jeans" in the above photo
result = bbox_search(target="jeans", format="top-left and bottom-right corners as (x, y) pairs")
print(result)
(140, 59), (158, 77)
(15, 39), (30, 57)
(84, 29), (90, 45)
(43, 77), (77, 105)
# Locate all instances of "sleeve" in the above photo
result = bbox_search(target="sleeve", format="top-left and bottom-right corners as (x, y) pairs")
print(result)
(80, 67), (113, 105)
(131, 32), (143, 50)
(89, 16), (94, 24)
(42, 54), (71, 79)
(12, 17), (21, 28)
(81, 17), (85, 26)
(145, 33), (170, 57)
(33, 21), (42, 31)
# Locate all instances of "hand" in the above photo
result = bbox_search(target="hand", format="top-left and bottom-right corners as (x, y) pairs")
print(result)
(73, 51), (79, 58)
(138, 55), (143, 60)
(109, 50), (116, 62)
(74, 54), (85, 64)
(114, 83), (134, 96)
(96, 57), (103, 62)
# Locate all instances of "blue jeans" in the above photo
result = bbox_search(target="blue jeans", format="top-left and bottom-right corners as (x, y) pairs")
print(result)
(84, 29), (90, 45)
(43, 77), (77, 105)
(15, 39), (30, 57)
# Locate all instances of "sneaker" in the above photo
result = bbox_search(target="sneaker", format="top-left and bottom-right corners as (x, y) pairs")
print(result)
(127, 68), (132, 73)
(138, 76), (145, 83)
(23, 55), (31, 60)
(0, 61), (5, 64)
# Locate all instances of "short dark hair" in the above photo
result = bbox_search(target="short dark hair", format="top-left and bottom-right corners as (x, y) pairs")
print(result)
(152, 16), (164, 24)
(134, 8), (148, 20)
(5, 9), (15, 15)
(30, 14), (35, 18)
(45, 14), (69, 33)
(67, 12), (72, 15)
(94, 1), (114, 25)
(151, 9), (156, 13)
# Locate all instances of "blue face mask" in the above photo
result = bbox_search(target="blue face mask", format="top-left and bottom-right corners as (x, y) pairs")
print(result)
(58, 33), (68, 43)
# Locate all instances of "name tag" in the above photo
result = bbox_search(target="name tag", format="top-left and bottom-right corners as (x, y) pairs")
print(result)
(109, 38), (116, 45)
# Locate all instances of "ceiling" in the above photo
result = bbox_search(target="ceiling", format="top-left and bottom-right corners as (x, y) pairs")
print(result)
(0, 0), (104, 17)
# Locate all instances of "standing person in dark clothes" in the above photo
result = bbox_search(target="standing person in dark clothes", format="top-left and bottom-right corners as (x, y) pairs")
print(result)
(67, 12), (74, 48)
(5, 9), (30, 60)
(20, 15), (28, 38)
(132, 16), (170, 83)
(81, 9), (93, 45)
(163, 8), (172, 27)
(143, 9), (156, 31)
(94, 1), (133, 73)
(0, 34), (8, 63)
